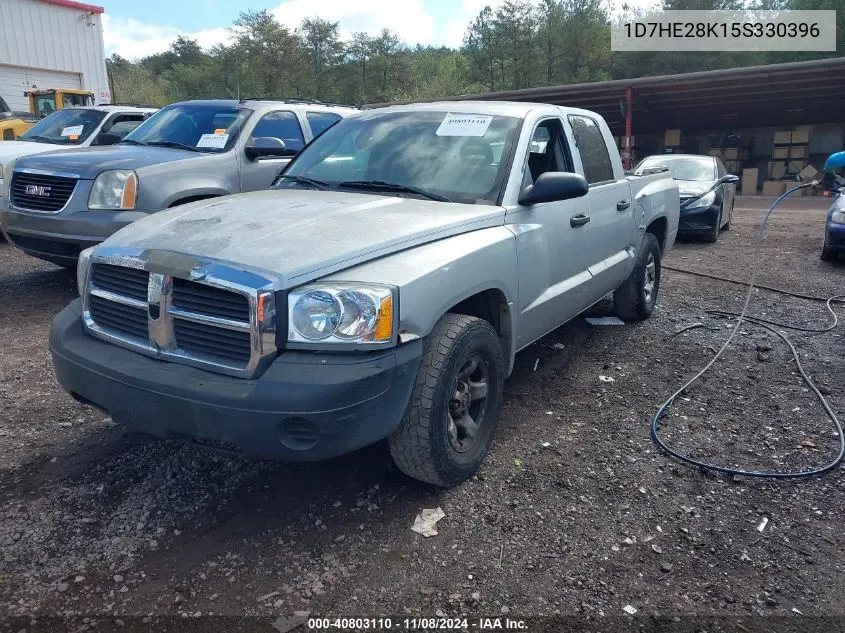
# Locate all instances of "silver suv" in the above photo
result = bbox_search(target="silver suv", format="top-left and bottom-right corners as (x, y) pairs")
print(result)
(0, 99), (360, 266)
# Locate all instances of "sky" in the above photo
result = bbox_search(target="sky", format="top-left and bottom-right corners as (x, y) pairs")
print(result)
(99, 0), (658, 61)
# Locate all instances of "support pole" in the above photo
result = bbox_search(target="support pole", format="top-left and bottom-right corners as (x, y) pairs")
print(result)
(624, 86), (633, 170)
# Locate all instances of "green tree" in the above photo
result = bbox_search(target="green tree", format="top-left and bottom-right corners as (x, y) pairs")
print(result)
(300, 18), (344, 97)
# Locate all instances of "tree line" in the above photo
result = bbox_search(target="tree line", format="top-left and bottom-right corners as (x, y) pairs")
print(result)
(107, 0), (844, 107)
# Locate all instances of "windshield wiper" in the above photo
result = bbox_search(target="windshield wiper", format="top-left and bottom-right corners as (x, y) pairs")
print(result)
(277, 175), (330, 190)
(21, 135), (53, 143)
(146, 141), (201, 152)
(117, 138), (147, 146)
(338, 180), (451, 202)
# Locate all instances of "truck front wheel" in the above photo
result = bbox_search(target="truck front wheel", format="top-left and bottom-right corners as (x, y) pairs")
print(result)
(388, 314), (504, 488)
(614, 232), (661, 321)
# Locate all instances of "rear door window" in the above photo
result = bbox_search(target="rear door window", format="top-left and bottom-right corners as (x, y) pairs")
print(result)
(249, 110), (305, 155)
(306, 111), (342, 139)
(567, 114), (615, 184)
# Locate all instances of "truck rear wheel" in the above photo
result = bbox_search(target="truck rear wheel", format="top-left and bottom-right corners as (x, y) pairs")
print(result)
(388, 314), (504, 488)
(614, 232), (661, 321)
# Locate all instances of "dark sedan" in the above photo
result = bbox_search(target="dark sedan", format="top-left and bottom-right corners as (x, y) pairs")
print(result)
(634, 154), (738, 243)
(821, 185), (845, 261)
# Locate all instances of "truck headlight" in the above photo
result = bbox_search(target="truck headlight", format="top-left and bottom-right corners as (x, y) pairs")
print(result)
(685, 191), (716, 210)
(832, 210), (845, 224)
(88, 170), (138, 210)
(76, 246), (96, 295)
(288, 284), (396, 346)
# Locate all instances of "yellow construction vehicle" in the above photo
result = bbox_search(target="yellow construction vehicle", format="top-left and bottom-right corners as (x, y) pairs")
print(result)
(26, 88), (95, 118)
(1, 89), (96, 140)
(0, 96), (40, 141)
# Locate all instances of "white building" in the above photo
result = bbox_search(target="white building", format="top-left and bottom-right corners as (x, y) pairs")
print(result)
(0, 0), (111, 112)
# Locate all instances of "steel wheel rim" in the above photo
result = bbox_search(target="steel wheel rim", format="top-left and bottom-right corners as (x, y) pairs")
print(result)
(643, 253), (656, 304)
(447, 354), (490, 453)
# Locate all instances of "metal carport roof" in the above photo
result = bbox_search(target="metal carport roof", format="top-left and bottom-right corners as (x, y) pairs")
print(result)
(371, 57), (845, 135)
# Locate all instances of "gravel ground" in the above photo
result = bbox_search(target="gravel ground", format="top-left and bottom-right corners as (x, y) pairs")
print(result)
(1, 196), (844, 633)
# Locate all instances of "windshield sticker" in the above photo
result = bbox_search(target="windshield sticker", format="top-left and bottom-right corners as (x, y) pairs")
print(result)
(436, 113), (493, 137)
(60, 125), (85, 137)
(214, 128), (227, 135)
(68, 134), (79, 141)
(196, 133), (229, 149)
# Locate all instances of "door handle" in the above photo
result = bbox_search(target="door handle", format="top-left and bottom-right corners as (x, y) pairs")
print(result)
(617, 200), (630, 211)
(570, 213), (591, 228)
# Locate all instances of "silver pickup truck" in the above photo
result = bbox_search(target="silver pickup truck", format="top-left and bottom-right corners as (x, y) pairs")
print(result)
(49, 101), (680, 487)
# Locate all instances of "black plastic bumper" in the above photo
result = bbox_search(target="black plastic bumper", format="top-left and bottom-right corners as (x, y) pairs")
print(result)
(826, 222), (845, 251)
(50, 299), (423, 460)
(678, 203), (720, 235)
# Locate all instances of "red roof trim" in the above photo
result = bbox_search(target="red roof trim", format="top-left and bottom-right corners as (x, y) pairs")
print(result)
(36, 0), (105, 14)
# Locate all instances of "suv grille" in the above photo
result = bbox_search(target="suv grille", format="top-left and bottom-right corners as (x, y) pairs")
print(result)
(11, 171), (77, 212)
(85, 262), (267, 375)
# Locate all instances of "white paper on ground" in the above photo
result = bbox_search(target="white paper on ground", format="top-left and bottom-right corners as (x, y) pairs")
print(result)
(411, 507), (446, 537)
(585, 316), (625, 326)
(196, 133), (229, 149)
(436, 113), (492, 137)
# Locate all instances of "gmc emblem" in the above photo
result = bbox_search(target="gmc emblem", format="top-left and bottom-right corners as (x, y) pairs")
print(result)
(24, 184), (52, 197)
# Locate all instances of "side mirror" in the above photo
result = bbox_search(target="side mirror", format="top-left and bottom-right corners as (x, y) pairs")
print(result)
(93, 132), (121, 146)
(518, 172), (589, 206)
(245, 137), (291, 161)
(718, 174), (739, 185)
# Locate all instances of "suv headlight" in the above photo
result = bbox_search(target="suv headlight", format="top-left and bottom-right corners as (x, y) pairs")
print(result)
(88, 170), (138, 210)
(76, 246), (96, 295)
(685, 191), (716, 210)
(288, 284), (396, 346)
(832, 210), (845, 224)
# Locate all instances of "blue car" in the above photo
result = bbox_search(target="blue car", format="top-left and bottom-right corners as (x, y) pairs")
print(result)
(821, 189), (845, 261)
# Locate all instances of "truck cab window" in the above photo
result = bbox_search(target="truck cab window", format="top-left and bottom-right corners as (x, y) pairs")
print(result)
(568, 114), (615, 184)
(524, 119), (569, 186)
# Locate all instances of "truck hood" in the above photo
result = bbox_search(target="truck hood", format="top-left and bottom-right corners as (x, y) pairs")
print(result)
(0, 140), (68, 166)
(13, 144), (206, 179)
(104, 189), (506, 287)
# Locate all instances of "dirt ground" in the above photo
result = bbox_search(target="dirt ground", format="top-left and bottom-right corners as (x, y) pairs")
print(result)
(1, 195), (844, 633)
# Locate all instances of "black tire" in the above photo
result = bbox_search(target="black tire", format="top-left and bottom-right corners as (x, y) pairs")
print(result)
(704, 205), (721, 243)
(821, 233), (837, 261)
(388, 314), (504, 488)
(614, 232), (661, 321)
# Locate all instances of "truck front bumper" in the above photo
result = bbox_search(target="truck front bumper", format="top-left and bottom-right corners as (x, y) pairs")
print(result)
(0, 200), (152, 266)
(50, 300), (423, 460)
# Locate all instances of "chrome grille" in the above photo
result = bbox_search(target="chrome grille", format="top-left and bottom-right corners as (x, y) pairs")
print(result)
(11, 171), (78, 212)
(92, 264), (150, 302)
(82, 249), (277, 379)
(88, 295), (148, 341)
(174, 319), (252, 363)
(172, 277), (250, 322)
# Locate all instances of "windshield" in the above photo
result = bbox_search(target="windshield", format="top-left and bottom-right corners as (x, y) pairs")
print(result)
(635, 155), (715, 181)
(123, 103), (251, 153)
(276, 110), (522, 204)
(20, 108), (106, 145)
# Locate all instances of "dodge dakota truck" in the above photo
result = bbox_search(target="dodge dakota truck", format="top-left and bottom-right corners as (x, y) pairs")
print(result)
(0, 99), (358, 266)
(49, 101), (680, 487)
